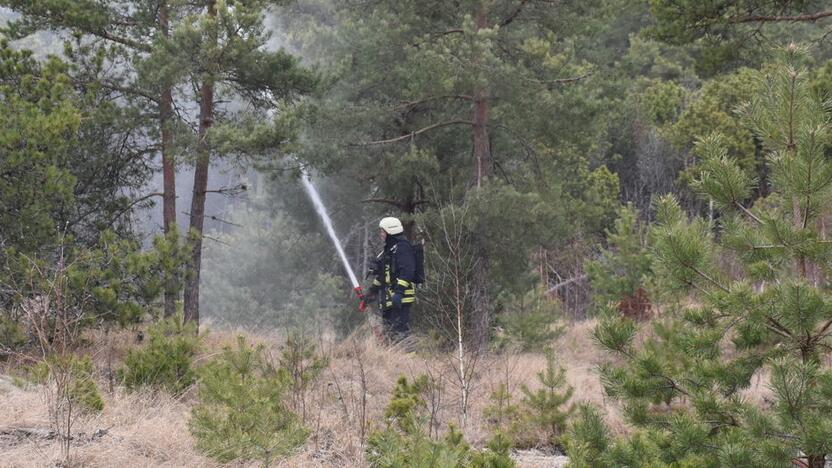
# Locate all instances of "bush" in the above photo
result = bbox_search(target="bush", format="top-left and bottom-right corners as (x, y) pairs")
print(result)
(119, 316), (200, 394)
(0, 314), (27, 356)
(190, 336), (308, 464)
(483, 383), (523, 441)
(367, 375), (516, 468)
(32, 354), (104, 414)
(278, 332), (328, 421)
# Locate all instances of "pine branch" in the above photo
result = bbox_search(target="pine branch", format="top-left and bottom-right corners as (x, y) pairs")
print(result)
(735, 201), (762, 224)
(682, 259), (729, 293)
(354, 120), (474, 145)
(433, 28), (464, 36)
(730, 10), (832, 24)
(97, 30), (151, 53)
(765, 317), (794, 339)
(96, 80), (160, 104)
(656, 374), (691, 397)
(362, 198), (432, 208)
(394, 95), (473, 110)
(106, 192), (163, 225)
(815, 317), (832, 338)
(203, 184), (247, 197)
(525, 72), (593, 88)
(499, 0), (531, 27)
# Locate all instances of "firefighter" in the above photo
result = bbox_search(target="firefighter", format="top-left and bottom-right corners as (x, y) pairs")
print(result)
(366, 217), (416, 341)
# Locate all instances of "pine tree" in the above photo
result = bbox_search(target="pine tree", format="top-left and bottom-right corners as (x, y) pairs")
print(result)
(585, 204), (652, 319)
(170, 0), (317, 326)
(520, 349), (574, 446)
(593, 46), (832, 467)
(0, 45), (80, 257)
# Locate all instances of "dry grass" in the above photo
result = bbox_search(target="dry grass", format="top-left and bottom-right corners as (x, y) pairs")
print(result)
(0, 319), (624, 467)
(0, 384), (213, 467)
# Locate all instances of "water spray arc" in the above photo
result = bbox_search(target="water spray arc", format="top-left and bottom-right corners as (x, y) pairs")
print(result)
(300, 172), (367, 310)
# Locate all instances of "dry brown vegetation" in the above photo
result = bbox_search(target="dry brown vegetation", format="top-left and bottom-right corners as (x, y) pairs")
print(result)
(0, 319), (773, 467)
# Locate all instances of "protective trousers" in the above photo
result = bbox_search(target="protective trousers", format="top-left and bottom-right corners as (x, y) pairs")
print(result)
(382, 303), (411, 342)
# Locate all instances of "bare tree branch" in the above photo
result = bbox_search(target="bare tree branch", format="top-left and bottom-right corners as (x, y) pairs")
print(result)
(107, 192), (164, 224)
(546, 274), (587, 295)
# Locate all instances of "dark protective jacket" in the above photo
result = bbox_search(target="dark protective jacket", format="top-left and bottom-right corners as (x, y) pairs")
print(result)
(368, 234), (416, 310)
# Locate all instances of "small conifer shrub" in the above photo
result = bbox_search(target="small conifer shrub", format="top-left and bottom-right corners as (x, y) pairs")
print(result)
(119, 316), (200, 394)
(190, 336), (308, 464)
(367, 375), (516, 468)
(519, 349), (574, 446)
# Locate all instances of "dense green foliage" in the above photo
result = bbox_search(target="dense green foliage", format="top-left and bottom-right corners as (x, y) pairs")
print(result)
(0, 314), (26, 354)
(0, 43), (79, 257)
(190, 336), (308, 464)
(590, 48), (832, 467)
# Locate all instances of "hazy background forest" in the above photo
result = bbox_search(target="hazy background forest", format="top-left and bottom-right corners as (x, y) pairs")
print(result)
(3, 0), (832, 467)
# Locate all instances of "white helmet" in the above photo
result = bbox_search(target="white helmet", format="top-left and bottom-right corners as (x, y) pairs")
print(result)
(379, 217), (404, 235)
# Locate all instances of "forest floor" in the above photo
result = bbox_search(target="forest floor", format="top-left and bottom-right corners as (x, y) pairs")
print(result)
(0, 319), (769, 467)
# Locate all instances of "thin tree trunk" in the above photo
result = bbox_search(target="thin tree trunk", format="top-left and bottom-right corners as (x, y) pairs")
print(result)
(183, 0), (217, 326)
(455, 276), (468, 429)
(472, 7), (492, 187)
(160, 1), (178, 318)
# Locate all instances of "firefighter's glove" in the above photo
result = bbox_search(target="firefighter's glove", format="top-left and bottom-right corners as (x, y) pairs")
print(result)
(391, 291), (403, 309)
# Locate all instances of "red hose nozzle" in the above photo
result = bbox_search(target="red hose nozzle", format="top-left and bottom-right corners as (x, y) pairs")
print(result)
(354, 286), (367, 313)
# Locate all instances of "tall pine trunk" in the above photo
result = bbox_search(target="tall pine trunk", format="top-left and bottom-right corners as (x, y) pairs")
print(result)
(159, 1), (178, 318)
(183, 0), (217, 326)
(469, 4), (492, 347)
(472, 7), (491, 188)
